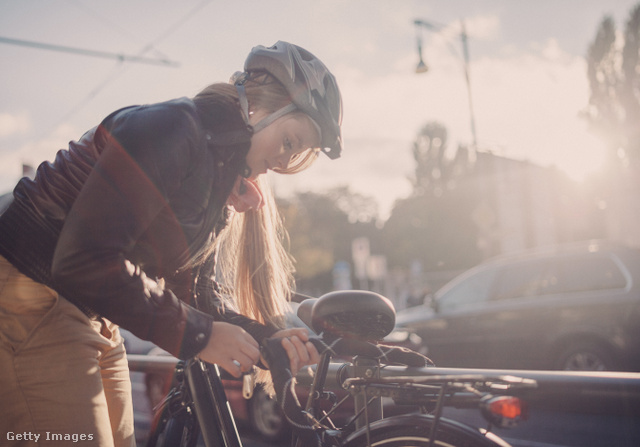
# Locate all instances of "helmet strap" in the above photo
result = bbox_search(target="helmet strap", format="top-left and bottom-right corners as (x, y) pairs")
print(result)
(235, 82), (251, 125)
(235, 80), (297, 133)
(252, 103), (297, 133)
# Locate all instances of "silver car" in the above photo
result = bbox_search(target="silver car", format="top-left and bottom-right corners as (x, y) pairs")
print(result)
(393, 240), (640, 371)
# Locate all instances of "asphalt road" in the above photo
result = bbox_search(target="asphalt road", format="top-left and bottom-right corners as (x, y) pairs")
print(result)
(443, 407), (640, 447)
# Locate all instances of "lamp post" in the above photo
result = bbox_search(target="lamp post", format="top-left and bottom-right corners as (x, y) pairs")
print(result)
(414, 19), (478, 150)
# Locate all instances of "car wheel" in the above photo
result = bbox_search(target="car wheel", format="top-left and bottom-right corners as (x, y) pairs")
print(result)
(555, 342), (616, 371)
(248, 386), (290, 442)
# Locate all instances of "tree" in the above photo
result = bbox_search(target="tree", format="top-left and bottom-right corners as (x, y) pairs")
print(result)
(278, 187), (380, 295)
(584, 3), (640, 247)
(585, 4), (640, 162)
(621, 5), (640, 160)
(326, 186), (379, 225)
(383, 122), (481, 271)
(410, 121), (473, 197)
(412, 121), (449, 196)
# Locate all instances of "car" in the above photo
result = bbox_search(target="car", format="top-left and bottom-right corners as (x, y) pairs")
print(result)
(393, 240), (640, 371)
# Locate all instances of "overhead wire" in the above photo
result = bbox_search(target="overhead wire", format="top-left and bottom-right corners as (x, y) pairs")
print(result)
(64, 0), (171, 61)
(0, 36), (178, 66)
(33, 0), (213, 142)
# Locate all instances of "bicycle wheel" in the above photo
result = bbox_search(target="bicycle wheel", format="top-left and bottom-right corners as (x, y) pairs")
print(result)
(343, 415), (511, 447)
(248, 385), (290, 442)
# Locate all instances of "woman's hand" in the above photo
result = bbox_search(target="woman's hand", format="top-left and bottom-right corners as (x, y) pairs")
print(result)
(197, 322), (260, 378)
(266, 328), (321, 376)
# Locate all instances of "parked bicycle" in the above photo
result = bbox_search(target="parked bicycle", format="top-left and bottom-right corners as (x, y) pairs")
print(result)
(146, 290), (537, 447)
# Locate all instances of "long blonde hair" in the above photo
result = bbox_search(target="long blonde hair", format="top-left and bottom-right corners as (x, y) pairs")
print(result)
(200, 72), (318, 328)
(217, 178), (293, 327)
(216, 73), (321, 390)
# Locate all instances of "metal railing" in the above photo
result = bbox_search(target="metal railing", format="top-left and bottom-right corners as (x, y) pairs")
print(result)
(127, 354), (640, 416)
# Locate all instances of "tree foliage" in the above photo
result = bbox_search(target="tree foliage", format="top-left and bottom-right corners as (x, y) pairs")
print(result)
(412, 122), (449, 195)
(383, 121), (481, 271)
(585, 4), (640, 162)
(278, 187), (379, 294)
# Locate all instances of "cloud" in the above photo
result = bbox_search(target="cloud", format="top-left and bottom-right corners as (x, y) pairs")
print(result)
(0, 121), (84, 193)
(0, 2), (614, 213)
(471, 38), (604, 179)
(281, 27), (606, 221)
(340, 32), (604, 184)
(0, 112), (30, 138)
(466, 14), (501, 40)
(21, 122), (81, 165)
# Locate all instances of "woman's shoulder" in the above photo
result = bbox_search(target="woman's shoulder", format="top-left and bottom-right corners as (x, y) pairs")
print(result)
(101, 97), (200, 134)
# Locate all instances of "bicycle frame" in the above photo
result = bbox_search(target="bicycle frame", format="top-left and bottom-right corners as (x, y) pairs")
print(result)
(293, 350), (391, 447)
(186, 359), (243, 447)
(145, 358), (244, 447)
(296, 363), (640, 416)
(292, 345), (536, 447)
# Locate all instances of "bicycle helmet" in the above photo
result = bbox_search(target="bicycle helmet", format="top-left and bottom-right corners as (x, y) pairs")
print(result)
(237, 41), (343, 160)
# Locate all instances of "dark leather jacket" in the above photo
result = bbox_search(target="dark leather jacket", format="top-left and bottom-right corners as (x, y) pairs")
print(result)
(0, 97), (278, 359)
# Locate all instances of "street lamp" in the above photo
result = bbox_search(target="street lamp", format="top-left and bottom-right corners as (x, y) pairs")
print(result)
(413, 18), (478, 150)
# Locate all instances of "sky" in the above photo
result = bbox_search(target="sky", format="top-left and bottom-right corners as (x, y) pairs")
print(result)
(1, 0), (638, 220)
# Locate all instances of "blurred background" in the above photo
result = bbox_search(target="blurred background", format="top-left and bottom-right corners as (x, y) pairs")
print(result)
(0, 0), (640, 316)
(2, 0), (640, 307)
(4, 2), (640, 445)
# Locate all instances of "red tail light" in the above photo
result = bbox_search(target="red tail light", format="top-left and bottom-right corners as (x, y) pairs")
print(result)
(480, 396), (528, 428)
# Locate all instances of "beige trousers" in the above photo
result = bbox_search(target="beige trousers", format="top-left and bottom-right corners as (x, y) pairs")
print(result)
(0, 255), (135, 447)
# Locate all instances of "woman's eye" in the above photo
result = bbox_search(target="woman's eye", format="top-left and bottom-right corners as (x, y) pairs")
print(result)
(283, 137), (293, 151)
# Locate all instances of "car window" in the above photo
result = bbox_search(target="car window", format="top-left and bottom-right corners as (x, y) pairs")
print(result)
(541, 255), (627, 295)
(439, 268), (496, 312)
(492, 260), (550, 301)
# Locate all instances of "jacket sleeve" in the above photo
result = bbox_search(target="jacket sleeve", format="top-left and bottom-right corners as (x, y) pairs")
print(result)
(51, 102), (213, 359)
(195, 271), (279, 345)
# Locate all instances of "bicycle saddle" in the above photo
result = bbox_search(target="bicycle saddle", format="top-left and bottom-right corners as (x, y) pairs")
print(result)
(298, 290), (396, 340)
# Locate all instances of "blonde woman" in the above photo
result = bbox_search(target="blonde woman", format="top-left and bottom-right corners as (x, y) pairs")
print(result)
(0, 41), (342, 446)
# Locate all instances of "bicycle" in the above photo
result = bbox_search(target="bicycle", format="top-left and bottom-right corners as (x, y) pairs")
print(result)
(145, 290), (537, 447)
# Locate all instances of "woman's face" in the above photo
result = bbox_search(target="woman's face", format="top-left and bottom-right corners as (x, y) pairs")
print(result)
(245, 112), (321, 179)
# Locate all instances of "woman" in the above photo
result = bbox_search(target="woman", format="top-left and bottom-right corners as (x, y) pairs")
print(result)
(0, 41), (342, 446)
